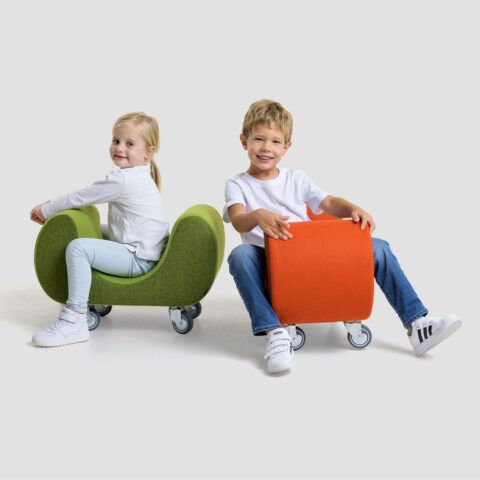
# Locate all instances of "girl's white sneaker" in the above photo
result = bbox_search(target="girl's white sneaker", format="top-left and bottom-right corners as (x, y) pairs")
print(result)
(407, 314), (461, 356)
(264, 327), (294, 373)
(32, 307), (89, 347)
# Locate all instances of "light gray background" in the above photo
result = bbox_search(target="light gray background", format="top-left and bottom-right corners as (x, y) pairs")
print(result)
(0, 1), (479, 478)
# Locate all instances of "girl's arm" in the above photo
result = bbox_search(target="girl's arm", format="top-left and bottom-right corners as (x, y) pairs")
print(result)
(35, 170), (125, 221)
(30, 203), (47, 224)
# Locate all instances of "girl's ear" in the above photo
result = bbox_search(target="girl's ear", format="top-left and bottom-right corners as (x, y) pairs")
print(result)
(145, 145), (155, 160)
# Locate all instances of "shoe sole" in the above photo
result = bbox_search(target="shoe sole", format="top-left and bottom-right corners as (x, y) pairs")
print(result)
(268, 364), (294, 374)
(267, 357), (295, 374)
(415, 318), (462, 356)
(32, 335), (90, 348)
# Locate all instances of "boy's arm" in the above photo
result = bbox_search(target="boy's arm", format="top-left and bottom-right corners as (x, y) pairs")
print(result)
(320, 195), (376, 232)
(227, 204), (293, 240)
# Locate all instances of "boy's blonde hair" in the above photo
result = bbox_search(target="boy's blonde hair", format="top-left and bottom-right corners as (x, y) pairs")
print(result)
(242, 99), (293, 143)
(113, 112), (162, 189)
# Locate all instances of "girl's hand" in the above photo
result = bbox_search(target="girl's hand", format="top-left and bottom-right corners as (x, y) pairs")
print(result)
(254, 208), (293, 240)
(30, 203), (47, 225)
(351, 208), (376, 233)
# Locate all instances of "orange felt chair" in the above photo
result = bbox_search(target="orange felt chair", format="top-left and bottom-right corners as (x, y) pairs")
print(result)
(265, 210), (374, 350)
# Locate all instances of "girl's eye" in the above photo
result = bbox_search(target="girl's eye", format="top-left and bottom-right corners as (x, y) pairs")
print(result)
(112, 139), (119, 144)
(126, 141), (134, 147)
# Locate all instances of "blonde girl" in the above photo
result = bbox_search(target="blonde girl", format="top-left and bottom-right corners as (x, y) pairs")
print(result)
(30, 113), (169, 347)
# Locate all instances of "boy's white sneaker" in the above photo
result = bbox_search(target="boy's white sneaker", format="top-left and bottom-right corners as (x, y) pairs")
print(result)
(408, 314), (461, 356)
(264, 327), (294, 374)
(32, 307), (90, 347)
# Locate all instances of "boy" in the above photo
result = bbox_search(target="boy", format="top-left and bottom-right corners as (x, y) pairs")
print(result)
(223, 99), (461, 374)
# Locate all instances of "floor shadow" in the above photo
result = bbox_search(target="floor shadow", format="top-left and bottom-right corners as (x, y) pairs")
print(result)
(3, 291), (401, 369)
(372, 338), (422, 358)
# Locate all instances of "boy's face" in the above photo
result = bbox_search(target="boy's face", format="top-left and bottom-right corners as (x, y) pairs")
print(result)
(240, 123), (291, 178)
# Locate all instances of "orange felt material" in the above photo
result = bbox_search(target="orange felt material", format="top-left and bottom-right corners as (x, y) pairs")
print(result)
(265, 219), (374, 325)
(307, 208), (339, 221)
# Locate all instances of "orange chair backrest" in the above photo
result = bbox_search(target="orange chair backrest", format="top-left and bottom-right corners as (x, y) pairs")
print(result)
(265, 217), (374, 324)
(307, 207), (339, 221)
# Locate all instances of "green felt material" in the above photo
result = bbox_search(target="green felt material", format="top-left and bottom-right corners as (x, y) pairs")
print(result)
(34, 204), (225, 307)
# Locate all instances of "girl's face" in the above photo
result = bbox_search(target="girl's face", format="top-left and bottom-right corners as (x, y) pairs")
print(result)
(110, 124), (154, 168)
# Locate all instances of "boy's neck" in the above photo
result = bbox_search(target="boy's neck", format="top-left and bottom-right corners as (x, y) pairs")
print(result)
(247, 167), (280, 181)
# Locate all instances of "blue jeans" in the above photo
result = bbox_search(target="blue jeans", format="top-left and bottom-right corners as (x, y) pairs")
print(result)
(228, 238), (428, 336)
(65, 238), (157, 313)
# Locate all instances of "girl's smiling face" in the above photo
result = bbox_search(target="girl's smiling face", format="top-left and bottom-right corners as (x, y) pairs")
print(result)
(241, 123), (291, 179)
(110, 124), (154, 168)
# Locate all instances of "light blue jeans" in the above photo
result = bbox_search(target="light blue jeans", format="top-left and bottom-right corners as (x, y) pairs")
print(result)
(65, 238), (157, 313)
(228, 238), (428, 336)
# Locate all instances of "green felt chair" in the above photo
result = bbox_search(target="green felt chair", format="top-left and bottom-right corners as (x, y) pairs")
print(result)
(34, 204), (225, 333)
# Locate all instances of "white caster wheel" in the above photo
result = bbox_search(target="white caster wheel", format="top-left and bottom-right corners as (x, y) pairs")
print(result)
(292, 326), (306, 351)
(91, 305), (112, 317)
(87, 308), (101, 331)
(186, 303), (202, 320)
(169, 308), (194, 334)
(347, 324), (372, 349)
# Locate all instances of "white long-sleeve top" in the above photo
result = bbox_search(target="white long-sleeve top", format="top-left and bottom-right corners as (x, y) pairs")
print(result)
(41, 165), (170, 261)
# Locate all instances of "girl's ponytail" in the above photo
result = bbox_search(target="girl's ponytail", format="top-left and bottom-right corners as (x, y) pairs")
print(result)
(150, 160), (162, 190)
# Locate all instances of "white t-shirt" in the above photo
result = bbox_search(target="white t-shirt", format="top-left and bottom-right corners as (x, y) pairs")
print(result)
(223, 168), (329, 247)
(41, 165), (170, 261)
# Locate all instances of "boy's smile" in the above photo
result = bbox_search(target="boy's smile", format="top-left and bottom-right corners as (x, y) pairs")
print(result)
(241, 123), (291, 180)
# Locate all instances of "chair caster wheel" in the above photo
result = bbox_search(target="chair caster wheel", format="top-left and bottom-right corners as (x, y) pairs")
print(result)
(292, 326), (306, 351)
(186, 302), (202, 320)
(87, 308), (101, 331)
(346, 324), (372, 348)
(169, 308), (194, 334)
(91, 305), (112, 317)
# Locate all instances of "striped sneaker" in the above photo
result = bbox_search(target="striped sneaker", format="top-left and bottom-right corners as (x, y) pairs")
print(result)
(408, 314), (461, 356)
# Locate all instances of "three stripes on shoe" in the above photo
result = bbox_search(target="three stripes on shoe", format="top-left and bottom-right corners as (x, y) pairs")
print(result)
(417, 325), (433, 343)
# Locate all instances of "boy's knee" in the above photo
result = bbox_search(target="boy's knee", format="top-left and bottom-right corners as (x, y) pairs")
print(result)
(372, 238), (391, 262)
(228, 244), (262, 271)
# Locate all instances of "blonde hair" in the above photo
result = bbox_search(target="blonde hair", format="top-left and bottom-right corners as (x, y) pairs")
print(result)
(242, 99), (293, 143)
(113, 112), (162, 189)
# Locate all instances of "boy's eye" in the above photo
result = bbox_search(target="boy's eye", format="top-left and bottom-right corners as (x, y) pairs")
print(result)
(273, 140), (281, 144)
(112, 139), (119, 144)
(126, 141), (134, 147)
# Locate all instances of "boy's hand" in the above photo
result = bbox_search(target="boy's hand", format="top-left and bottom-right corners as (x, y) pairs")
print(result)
(30, 203), (47, 225)
(254, 208), (293, 240)
(351, 208), (376, 233)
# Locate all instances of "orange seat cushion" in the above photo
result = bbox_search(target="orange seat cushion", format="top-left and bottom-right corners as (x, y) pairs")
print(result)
(265, 219), (374, 325)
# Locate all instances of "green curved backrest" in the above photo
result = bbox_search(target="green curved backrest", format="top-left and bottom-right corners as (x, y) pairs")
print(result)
(34, 204), (225, 307)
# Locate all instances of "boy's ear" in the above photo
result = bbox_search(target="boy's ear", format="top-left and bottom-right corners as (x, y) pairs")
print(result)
(284, 141), (292, 152)
(240, 133), (248, 150)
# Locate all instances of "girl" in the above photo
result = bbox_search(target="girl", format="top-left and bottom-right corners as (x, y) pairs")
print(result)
(30, 112), (169, 347)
